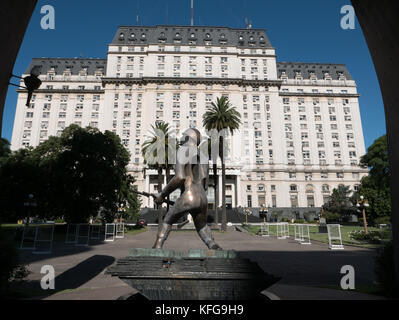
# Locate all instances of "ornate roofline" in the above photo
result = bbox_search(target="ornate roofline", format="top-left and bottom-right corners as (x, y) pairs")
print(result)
(102, 77), (282, 88)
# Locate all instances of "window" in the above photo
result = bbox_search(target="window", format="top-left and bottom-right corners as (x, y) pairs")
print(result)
(349, 151), (357, 158)
(290, 195), (298, 208)
(290, 184), (298, 192)
(307, 196), (315, 207)
(173, 93), (180, 101)
(247, 195), (252, 207)
(322, 184), (330, 192)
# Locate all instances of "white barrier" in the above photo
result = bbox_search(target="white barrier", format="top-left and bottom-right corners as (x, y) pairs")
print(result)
(294, 224), (302, 241)
(65, 223), (78, 244)
(90, 224), (102, 240)
(20, 225), (38, 250)
(33, 224), (54, 254)
(327, 224), (344, 250)
(76, 224), (90, 246)
(105, 223), (116, 242)
(294, 224), (311, 245)
(277, 222), (289, 239)
(115, 222), (125, 239)
(259, 223), (270, 237)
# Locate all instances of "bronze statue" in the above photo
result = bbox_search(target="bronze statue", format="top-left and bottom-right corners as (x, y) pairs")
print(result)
(153, 128), (221, 250)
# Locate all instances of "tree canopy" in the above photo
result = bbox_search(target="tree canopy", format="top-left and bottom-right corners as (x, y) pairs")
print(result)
(323, 185), (357, 216)
(358, 134), (391, 222)
(0, 125), (139, 223)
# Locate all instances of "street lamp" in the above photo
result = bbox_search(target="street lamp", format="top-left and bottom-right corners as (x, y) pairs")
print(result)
(118, 203), (126, 224)
(23, 194), (37, 226)
(259, 205), (268, 224)
(243, 207), (252, 225)
(9, 68), (42, 107)
(356, 195), (370, 234)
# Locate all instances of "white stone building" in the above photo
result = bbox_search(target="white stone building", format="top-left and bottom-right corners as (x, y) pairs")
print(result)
(11, 25), (368, 212)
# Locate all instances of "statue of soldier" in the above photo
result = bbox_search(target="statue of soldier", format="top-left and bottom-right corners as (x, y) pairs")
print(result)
(153, 128), (221, 250)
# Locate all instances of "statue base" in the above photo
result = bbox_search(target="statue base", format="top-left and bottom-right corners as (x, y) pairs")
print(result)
(106, 248), (280, 300)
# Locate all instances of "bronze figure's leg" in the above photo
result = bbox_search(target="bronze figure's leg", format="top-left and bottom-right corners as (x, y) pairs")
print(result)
(193, 209), (222, 250)
(152, 202), (188, 249)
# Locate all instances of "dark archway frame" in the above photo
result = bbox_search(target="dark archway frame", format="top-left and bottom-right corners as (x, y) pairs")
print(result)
(352, 0), (399, 289)
(0, 0), (398, 288)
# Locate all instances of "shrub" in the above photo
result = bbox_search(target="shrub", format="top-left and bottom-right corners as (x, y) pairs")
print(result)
(373, 216), (391, 226)
(323, 211), (340, 223)
(0, 229), (30, 296)
(349, 230), (380, 243)
(295, 219), (305, 224)
(375, 241), (397, 297)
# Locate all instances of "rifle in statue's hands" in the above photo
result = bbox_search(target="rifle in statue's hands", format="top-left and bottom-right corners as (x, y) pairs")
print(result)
(132, 190), (175, 206)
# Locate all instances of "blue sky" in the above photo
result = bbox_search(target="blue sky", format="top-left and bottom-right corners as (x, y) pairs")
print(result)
(2, 0), (386, 148)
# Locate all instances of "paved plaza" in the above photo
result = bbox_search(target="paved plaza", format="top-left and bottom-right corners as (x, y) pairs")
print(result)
(15, 228), (383, 300)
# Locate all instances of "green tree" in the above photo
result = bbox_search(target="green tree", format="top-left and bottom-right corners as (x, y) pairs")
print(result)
(118, 176), (142, 222)
(203, 96), (241, 231)
(0, 148), (41, 223)
(0, 125), (138, 224)
(357, 134), (391, 223)
(0, 138), (11, 162)
(323, 185), (357, 217)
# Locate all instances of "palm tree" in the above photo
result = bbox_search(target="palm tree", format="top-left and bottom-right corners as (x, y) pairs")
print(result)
(141, 121), (176, 226)
(203, 96), (241, 231)
(207, 137), (219, 228)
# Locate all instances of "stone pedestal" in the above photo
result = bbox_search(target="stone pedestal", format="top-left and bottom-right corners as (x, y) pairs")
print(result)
(106, 248), (279, 300)
(318, 217), (328, 234)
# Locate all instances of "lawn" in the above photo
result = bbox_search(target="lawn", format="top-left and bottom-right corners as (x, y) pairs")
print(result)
(125, 226), (148, 235)
(243, 224), (387, 248)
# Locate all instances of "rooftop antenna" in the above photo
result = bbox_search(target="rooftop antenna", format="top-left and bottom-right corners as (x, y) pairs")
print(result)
(166, 3), (168, 25)
(136, 0), (139, 25)
(191, 0), (194, 26)
(244, 0), (252, 29)
(245, 17), (252, 29)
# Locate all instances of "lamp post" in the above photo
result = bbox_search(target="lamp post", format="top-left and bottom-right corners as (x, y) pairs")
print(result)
(243, 207), (252, 225)
(118, 203), (126, 224)
(23, 194), (37, 227)
(259, 205), (268, 224)
(356, 195), (370, 234)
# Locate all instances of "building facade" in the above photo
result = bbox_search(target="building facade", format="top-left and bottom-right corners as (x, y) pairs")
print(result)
(11, 25), (368, 211)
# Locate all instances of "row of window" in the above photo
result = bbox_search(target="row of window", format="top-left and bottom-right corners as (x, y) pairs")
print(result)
(115, 45), (269, 54)
(283, 97), (350, 105)
(246, 183), (358, 193)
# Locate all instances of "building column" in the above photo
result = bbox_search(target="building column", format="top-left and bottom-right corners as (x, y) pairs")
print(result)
(231, 181), (235, 208)
(218, 174), (223, 208)
(236, 174), (241, 207)
(234, 175), (238, 207)
(145, 173), (150, 207)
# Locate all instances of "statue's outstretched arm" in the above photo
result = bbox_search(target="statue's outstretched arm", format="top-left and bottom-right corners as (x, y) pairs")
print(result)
(160, 164), (185, 199)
